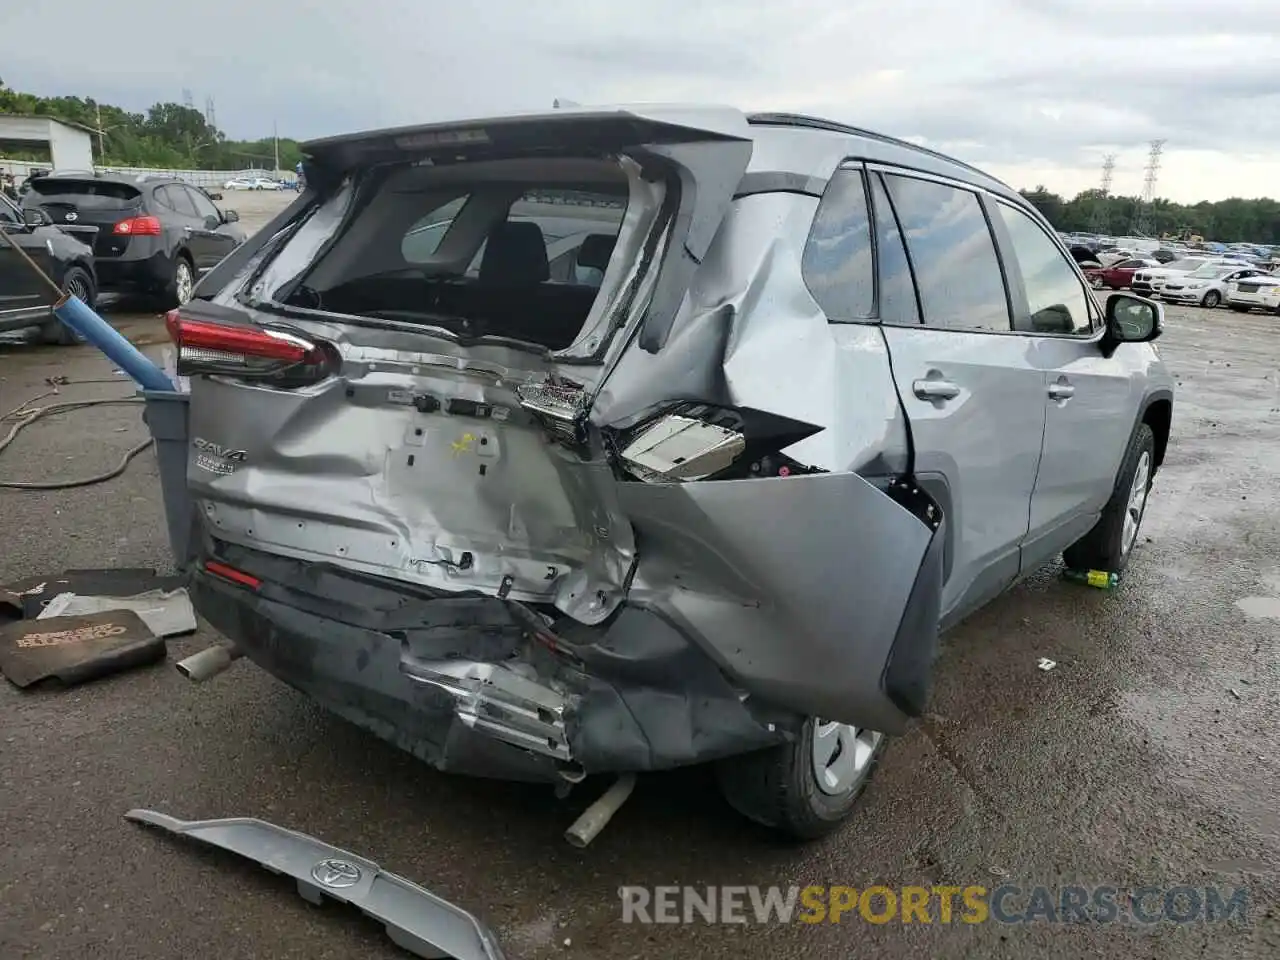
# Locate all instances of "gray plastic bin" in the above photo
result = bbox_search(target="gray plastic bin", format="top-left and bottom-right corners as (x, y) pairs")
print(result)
(140, 389), (195, 571)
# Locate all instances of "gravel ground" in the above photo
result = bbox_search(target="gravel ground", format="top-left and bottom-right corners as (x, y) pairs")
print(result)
(0, 198), (1277, 959)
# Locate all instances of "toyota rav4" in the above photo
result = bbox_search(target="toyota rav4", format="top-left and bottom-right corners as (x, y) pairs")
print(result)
(168, 106), (1174, 839)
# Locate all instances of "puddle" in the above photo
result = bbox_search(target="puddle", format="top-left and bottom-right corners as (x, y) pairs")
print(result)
(1235, 596), (1280, 619)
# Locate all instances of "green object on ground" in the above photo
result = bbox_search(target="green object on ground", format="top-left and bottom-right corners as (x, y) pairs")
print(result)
(1063, 568), (1120, 589)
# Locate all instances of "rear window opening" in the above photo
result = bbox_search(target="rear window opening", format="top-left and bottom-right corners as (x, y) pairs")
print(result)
(27, 178), (142, 211)
(275, 158), (630, 351)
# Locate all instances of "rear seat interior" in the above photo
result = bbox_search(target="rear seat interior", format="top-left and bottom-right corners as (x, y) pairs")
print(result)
(308, 217), (623, 351)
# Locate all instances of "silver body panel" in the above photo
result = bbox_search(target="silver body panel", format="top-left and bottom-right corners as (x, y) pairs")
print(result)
(126, 809), (505, 960)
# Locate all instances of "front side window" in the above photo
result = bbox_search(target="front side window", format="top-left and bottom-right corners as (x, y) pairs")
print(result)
(885, 174), (1011, 333)
(800, 168), (874, 321)
(995, 202), (1092, 335)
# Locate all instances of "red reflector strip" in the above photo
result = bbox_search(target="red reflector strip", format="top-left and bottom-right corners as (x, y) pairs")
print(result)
(204, 561), (262, 590)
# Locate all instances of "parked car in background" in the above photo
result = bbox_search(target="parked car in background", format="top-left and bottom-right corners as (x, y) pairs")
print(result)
(249, 177), (283, 191)
(1130, 256), (1251, 296)
(21, 172), (248, 307)
(1084, 257), (1159, 290)
(1159, 264), (1270, 308)
(222, 177), (256, 191)
(0, 192), (97, 344)
(171, 106), (1173, 840)
(1225, 273), (1280, 313)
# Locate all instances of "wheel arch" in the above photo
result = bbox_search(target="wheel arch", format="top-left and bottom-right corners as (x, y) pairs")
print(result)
(1141, 392), (1173, 469)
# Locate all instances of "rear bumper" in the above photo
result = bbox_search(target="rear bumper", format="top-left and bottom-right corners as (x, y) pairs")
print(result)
(94, 248), (173, 291)
(190, 538), (795, 781)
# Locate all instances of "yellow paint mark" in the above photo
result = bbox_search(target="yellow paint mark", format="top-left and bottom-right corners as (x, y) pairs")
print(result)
(451, 432), (477, 457)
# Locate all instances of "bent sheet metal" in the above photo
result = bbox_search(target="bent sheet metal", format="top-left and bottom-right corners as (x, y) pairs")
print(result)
(125, 809), (505, 960)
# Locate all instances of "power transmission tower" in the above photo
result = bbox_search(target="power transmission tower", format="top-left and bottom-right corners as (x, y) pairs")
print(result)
(1089, 153), (1117, 235)
(182, 88), (194, 109)
(205, 96), (217, 131)
(1131, 139), (1166, 237)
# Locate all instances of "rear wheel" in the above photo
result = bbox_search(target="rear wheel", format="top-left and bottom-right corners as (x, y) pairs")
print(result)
(1201, 290), (1222, 308)
(41, 265), (95, 345)
(163, 255), (196, 308)
(1063, 422), (1155, 574)
(715, 718), (885, 840)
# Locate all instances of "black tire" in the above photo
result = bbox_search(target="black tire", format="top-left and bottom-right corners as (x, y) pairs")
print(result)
(1229, 305), (1251, 313)
(1063, 422), (1156, 575)
(41, 265), (95, 345)
(714, 719), (886, 840)
(1202, 290), (1222, 308)
(162, 254), (196, 308)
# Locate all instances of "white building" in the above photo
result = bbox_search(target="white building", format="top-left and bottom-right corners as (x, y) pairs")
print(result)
(0, 114), (96, 172)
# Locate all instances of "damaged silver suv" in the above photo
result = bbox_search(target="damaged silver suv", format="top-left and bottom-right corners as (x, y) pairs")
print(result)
(171, 106), (1174, 839)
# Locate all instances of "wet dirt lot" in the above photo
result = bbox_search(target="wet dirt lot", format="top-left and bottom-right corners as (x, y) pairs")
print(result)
(1, 194), (1277, 959)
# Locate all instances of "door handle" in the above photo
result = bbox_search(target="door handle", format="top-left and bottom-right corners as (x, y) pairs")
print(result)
(1048, 380), (1075, 400)
(912, 378), (961, 401)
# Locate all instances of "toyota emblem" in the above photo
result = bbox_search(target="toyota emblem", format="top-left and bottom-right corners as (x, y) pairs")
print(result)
(64, 212), (78, 222)
(310, 857), (362, 888)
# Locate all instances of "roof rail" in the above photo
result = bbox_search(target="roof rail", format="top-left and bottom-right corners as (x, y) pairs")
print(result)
(745, 112), (1005, 186)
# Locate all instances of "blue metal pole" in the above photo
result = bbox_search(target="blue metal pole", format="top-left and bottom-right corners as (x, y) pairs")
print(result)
(52, 294), (175, 391)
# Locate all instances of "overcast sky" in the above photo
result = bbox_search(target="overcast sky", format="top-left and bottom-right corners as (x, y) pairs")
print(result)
(6, 0), (1280, 202)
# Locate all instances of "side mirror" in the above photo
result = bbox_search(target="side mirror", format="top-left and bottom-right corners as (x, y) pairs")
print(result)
(1103, 292), (1162, 353)
(204, 214), (221, 230)
(207, 192), (223, 201)
(23, 208), (50, 227)
(222, 209), (240, 223)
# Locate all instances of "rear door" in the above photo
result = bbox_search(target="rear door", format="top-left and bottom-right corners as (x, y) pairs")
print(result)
(183, 186), (241, 267)
(870, 168), (1049, 623)
(155, 185), (214, 267)
(181, 108), (753, 623)
(988, 198), (1137, 563)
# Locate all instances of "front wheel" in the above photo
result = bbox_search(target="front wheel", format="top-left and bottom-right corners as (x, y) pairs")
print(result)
(1063, 423), (1156, 574)
(715, 718), (885, 840)
(1202, 290), (1222, 308)
(41, 265), (95, 345)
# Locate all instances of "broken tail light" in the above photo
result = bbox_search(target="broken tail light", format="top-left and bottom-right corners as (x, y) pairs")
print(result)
(613, 403), (823, 483)
(165, 310), (339, 387)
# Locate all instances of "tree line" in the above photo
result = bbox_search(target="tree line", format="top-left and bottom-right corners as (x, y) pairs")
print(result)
(1018, 185), (1280, 246)
(0, 78), (302, 171)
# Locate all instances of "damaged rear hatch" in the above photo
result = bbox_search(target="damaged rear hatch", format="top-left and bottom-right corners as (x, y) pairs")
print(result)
(179, 107), (753, 625)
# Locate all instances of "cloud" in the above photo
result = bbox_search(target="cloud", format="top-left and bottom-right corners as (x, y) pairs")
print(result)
(3, 0), (1279, 201)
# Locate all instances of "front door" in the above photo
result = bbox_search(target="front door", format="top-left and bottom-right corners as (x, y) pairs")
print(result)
(0, 197), (47, 324)
(986, 198), (1137, 565)
(869, 169), (1049, 622)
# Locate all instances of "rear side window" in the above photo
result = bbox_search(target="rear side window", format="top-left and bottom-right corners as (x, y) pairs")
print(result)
(867, 174), (919, 325)
(401, 195), (469, 263)
(801, 168), (874, 320)
(27, 179), (141, 210)
(994, 202), (1091, 336)
(159, 185), (199, 217)
(885, 174), (1011, 333)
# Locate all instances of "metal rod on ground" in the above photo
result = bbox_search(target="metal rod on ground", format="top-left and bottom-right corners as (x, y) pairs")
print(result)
(564, 773), (636, 848)
(0, 221), (174, 391)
